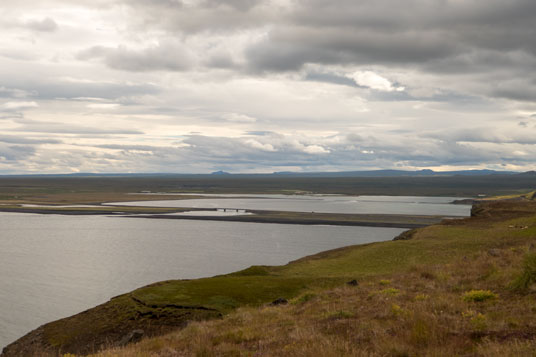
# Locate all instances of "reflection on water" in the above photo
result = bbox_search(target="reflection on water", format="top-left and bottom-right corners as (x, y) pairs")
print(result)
(165, 210), (253, 216)
(0, 213), (405, 348)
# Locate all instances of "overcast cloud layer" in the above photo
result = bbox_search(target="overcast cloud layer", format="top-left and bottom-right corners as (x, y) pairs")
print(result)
(1, 0), (535, 174)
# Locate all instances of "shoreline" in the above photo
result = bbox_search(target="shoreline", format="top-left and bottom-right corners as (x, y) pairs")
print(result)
(0, 206), (459, 229)
(130, 213), (448, 228)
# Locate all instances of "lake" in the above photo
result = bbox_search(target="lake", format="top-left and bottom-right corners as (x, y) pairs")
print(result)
(110, 194), (471, 216)
(0, 213), (406, 348)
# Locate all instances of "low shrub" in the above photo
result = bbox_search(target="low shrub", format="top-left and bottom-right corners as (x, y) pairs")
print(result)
(381, 288), (400, 296)
(390, 303), (408, 317)
(470, 313), (488, 331)
(414, 294), (429, 301)
(510, 252), (536, 292)
(463, 290), (498, 302)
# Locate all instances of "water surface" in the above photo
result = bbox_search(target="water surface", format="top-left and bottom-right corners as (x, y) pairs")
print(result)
(110, 194), (471, 216)
(0, 213), (405, 348)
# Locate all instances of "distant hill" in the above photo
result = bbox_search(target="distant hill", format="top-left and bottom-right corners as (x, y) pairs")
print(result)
(0, 169), (519, 178)
(210, 171), (231, 176)
(270, 169), (516, 177)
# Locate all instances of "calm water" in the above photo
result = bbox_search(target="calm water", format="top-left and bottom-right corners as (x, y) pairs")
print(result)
(0, 213), (405, 348)
(110, 194), (471, 216)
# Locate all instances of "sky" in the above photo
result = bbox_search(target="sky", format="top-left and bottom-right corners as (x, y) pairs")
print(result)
(1, 0), (535, 174)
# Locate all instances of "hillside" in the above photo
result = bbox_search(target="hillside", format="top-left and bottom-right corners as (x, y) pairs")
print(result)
(3, 195), (536, 356)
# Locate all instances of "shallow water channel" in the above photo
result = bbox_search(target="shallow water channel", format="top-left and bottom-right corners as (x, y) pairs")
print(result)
(110, 194), (471, 216)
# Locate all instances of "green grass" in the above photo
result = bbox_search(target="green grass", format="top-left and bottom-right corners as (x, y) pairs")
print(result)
(131, 276), (326, 313)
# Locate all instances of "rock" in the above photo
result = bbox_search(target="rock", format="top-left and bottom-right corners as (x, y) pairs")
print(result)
(487, 249), (500, 257)
(471, 204), (490, 217)
(393, 229), (417, 241)
(270, 298), (288, 306)
(346, 279), (359, 286)
(117, 329), (144, 346)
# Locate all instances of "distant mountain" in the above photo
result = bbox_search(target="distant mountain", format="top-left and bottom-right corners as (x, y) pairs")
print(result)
(211, 171), (231, 175)
(516, 171), (536, 176)
(0, 169), (521, 178)
(270, 169), (516, 177)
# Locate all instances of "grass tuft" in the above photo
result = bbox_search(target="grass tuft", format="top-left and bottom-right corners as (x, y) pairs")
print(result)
(510, 252), (536, 292)
(293, 293), (317, 305)
(470, 313), (488, 331)
(462, 290), (498, 302)
(410, 319), (430, 347)
(381, 288), (400, 296)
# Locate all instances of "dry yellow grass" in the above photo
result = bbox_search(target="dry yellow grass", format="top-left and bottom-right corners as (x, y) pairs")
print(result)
(94, 243), (536, 356)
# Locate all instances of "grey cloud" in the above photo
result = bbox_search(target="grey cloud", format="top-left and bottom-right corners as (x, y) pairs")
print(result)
(0, 144), (35, 161)
(0, 87), (33, 99)
(93, 144), (167, 151)
(123, 0), (272, 33)
(245, 131), (275, 136)
(7, 131), (535, 173)
(425, 128), (536, 145)
(0, 101), (38, 120)
(247, 27), (460, 72)
(109, 0), (536, 103)
(0, 113), (23, 120)
(490, 79), (536, 102)
(2, 0), (536, 173)
(0, 101), (38, 111)
(78, 43), (193, 72)
(0, 135), (61, 145)
(0, 77), (159, 102)
(12, 120), (144, 135)
(304, 71), (357, 87)
(169, 134), (534, 170)
(0, 49), (40, 62)
(244, 0), (532, 71)
(204, 53), (237, 69)
(241, 1), (536, 103)
(0, 16), (58, 34)
(180, 134), (331, 165)
(202, 0), (261, 11)
(24, 17), (58, 32)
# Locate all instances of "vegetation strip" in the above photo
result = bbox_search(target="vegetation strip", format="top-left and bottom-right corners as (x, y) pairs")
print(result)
(131, 212), (444, 228)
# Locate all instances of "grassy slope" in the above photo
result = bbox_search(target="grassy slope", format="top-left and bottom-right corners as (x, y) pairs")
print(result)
(4, 198), (536, 356)
(94, 200), (536, 356)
